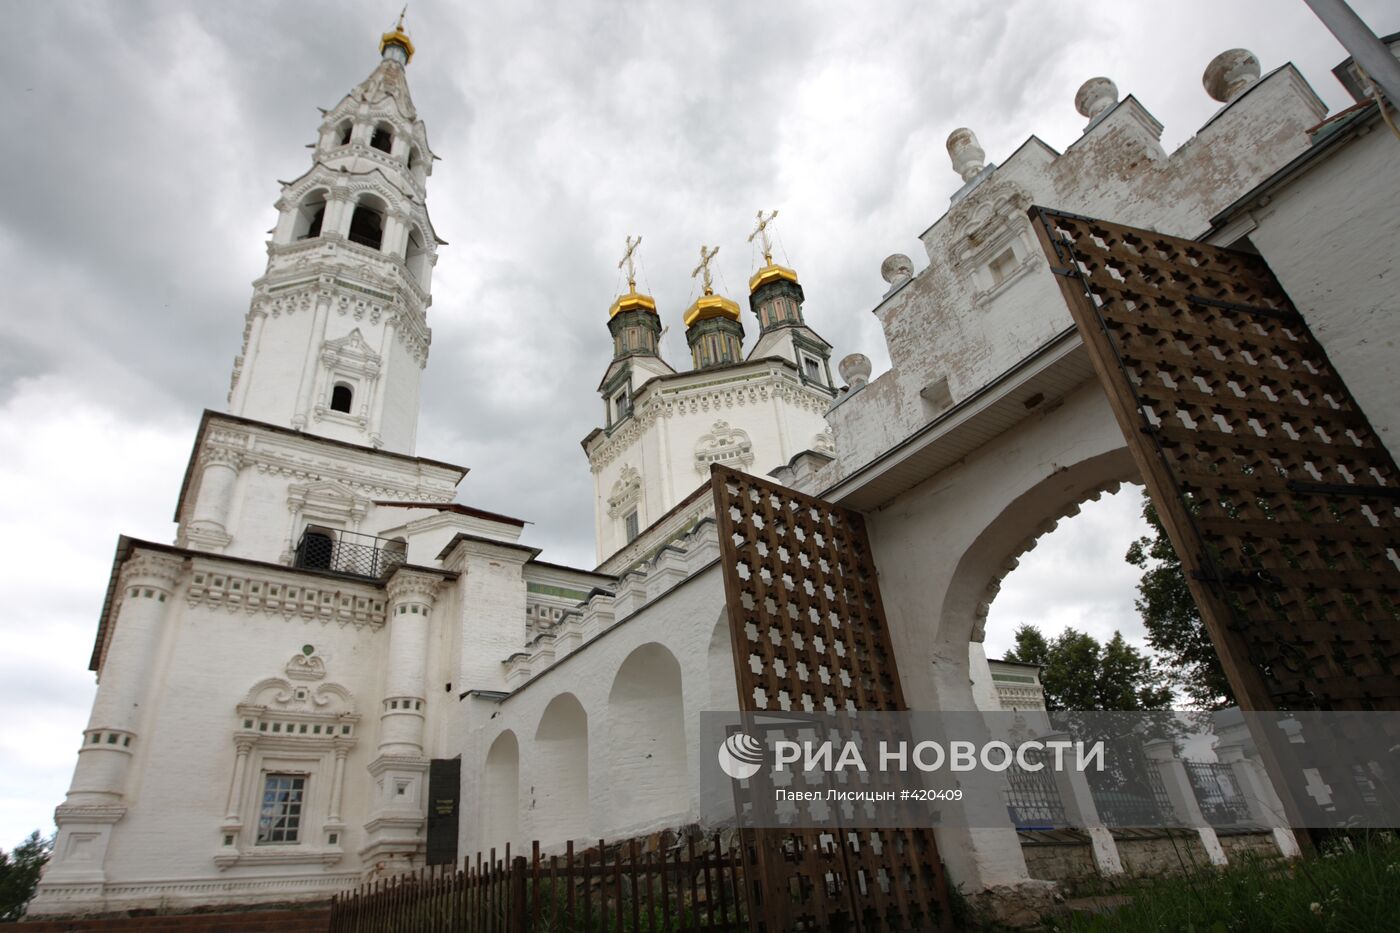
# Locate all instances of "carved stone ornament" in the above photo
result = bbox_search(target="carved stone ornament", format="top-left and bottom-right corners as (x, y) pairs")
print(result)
(607, 464), (642, 518)
(120, 551), (186, 591)
(694, 420), (755, 474)
(286, 651), (327, 682)
(385, 568), (440, 606)
(202, 444), (244, 470)
(880, 254), (914, 288)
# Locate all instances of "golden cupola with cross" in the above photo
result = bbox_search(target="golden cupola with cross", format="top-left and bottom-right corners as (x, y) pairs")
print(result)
(683, 245), (744, 370)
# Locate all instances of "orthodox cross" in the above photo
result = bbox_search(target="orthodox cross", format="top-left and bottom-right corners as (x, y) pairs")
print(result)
(692, 245), (720, 295)
(618, 235), (642, 292)
(747, 209), (779, 264)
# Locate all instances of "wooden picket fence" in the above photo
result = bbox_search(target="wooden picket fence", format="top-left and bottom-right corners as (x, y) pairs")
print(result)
(329, 834), (748, 933)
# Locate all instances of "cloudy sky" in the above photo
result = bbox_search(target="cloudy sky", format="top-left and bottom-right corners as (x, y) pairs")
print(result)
(0, 0), (1391, 848)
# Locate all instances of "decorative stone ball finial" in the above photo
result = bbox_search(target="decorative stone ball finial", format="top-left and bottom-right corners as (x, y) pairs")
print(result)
(1075, 77), (1119, 121)
(838, 354), (873, 390)
(946, 128), (985, 182)
(880, 253), (914, 288)
(1203, 49), (1261, 103)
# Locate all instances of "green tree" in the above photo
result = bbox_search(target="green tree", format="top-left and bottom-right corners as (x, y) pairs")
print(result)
(1004, 624), (1172, 711)
(1125, 493), (1234, 709)
(0, 830), (52, 921)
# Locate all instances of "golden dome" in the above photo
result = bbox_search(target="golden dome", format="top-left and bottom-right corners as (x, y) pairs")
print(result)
(380, 21), (415, 63)
(608, 287), (658, 318)
(683, 293), (742, 328)
(748, 262), (799, 293)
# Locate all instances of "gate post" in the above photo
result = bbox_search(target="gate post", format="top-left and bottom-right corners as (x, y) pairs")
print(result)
(1044, 732), (1123, 876)
(1215, 738), (1302, 858)
(1143, 739), (1228, 866)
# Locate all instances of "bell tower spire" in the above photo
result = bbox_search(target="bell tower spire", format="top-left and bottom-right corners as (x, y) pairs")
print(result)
(226, 21), (439, 454)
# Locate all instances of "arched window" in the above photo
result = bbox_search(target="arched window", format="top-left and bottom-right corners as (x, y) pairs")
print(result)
(330, 383), (353, 413)
(292, 193), (327, 241)
(405, 226), (429, 285)
(407, 146), (421, 170)
(347, 198), (384, 250)
(336, 120), (353, 146)
(370, 123), (393, 153)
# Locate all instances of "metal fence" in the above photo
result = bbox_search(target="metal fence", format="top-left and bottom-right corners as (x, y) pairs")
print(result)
(1185, 761), (1253, 826)
(294, 528), (406, 579)
(330, 835), (747, 933)
(1005, 746), (1067, 829)
(1087, 740), (1177, 828)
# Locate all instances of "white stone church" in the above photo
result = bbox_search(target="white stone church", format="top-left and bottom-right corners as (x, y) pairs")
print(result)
(31, 17), (1400, 918)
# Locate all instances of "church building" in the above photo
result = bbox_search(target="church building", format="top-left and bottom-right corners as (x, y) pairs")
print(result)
(30, 23), (848, 916)
(30, 14), (1400, 920)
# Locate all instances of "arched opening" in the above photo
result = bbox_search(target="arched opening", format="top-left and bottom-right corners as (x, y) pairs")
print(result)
(347, 197), (385, 251)
(296, 526), (336, 570)
(405, 226), (430, 286)
(370, 123), (393, 153)
(933, 447), (1141, 713)
(330, 382), (353, 413)
(532, 693), (588, 847)
(482, 731), (519, 854)
(407, 146), (421, 171)
(380, 535), (408, 575)
(606, 644), (688, 830)
(982, 482), (1154, 711)
(336, 120), (353, 146)
(292, 192), (327, 241)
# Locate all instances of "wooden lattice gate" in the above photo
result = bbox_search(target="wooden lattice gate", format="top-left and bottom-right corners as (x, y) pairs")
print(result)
(1029, 206), (1400, 714)
(710, 465), (953, 933)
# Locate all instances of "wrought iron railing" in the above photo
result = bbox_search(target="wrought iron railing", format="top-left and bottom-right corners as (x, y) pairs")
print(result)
(1005, 746), (1067, 829)
(1185, 761), (1253, 826)
(294, 529), (406, 579)
(1087, 739), (1176, 828)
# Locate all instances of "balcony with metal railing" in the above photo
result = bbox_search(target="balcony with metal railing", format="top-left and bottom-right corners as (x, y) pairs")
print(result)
(293, 528), (407, 580)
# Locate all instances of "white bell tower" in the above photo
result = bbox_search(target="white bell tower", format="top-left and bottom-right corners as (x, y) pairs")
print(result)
(227, 21), (440, 454)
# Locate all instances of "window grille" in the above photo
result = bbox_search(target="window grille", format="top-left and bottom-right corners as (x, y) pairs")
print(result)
(257, 774), (305, 844)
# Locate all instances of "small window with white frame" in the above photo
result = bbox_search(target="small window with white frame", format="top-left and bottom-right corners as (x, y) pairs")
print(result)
(257, 773), (306, 844)
(614, 390), (631, 422)
(803, 356), (822, 383)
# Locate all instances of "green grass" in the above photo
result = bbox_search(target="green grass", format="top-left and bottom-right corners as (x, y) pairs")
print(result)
(1045, 833), (1400, 932)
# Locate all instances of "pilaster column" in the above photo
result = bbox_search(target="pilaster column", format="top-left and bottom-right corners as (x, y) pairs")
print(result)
(326, 191), (353, 239)
(224, 737), (254, 822)
(386, 209), (410, 258)
(272, 198), (296, 244)
(329, 744), (350, 824)
(229, 307), (267, 416)
(185, 445), (241, 551)
(45, 551), (183, 886)
(1043, 733), (1123, 876)
(361, 568), (440, 874)
(367, 315), (397, 447)
(1216, 739), (1302, 858)
(379, 569), (437, 757)
(1144, 739), (1229, 866)
(292, 290), (331, 429)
